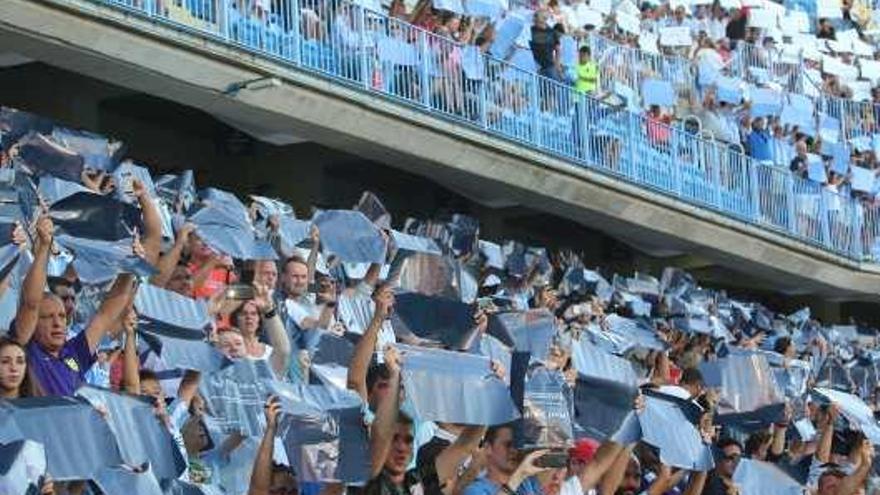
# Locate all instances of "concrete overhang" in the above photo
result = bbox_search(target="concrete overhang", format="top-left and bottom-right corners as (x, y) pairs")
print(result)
(1, 0), (879, 300)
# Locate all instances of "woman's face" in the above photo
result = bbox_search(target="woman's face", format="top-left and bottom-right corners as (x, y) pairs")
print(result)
(236, 301), (262, 335)
(0, 344), (26, 394)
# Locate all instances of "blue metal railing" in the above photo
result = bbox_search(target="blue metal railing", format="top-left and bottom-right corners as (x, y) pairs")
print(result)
(62, 0), (880, 262)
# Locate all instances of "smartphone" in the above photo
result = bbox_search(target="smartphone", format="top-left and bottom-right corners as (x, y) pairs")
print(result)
(534, 451), (569, 468)
(225, 284), (255, 300)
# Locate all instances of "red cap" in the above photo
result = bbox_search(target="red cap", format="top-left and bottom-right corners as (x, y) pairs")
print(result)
(568, 438), (600, 463)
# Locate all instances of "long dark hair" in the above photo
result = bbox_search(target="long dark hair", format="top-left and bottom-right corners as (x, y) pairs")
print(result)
(0, 337), (42, 398)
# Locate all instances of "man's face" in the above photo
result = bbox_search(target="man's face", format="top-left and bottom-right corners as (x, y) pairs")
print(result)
(368, 376), (392, 411)
(384, 422), (414, 476)
(218, 332), (247, 359)
(538, 468), (566, 495)
(487, 427), (518, 474)
(254, 261), (278, 291)
(52, 285), (76, 321)
(718, 444), (742, 478)
(616, 458), (641, 495)
(282, 261), (309, 298)
(270, 470), (298, 495)
(35, 296), (68, 354)
(167, 266), (194, 296)
(818, 474), (842, 495)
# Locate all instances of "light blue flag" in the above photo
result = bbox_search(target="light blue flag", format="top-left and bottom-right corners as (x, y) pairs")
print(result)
(490, 16), (525, 58)
(715, 76), (742, 104)
(642, 79), (676, 107)
(560, 35), (578, 68)
(750, 88), (782, 117)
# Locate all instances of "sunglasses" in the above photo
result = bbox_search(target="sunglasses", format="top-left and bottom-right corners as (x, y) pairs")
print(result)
(723, 454), (741, 462)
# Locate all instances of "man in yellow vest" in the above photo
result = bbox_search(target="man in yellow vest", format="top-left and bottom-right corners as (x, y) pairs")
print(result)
(575, 46), (599, 94)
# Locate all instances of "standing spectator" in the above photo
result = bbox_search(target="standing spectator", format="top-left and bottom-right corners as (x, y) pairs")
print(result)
(530, 10), (563, 81)
(574, 46), (599, 95)
(460, 423), (549, 495)
(747, 117), (773, 163)
(725, 8), (747, 45)
(12, 217), (135, 396)
(702, 438), (742, 495)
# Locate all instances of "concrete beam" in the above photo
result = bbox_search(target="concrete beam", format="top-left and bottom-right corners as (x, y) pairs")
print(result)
(2, 0), (880, 299)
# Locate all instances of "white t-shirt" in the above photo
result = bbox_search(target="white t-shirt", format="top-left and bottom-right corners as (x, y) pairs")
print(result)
(560, 476), (597, 495)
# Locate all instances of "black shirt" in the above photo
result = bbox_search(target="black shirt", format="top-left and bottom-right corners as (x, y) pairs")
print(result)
(530, 26), (559, 70)
(363, 459), (442, 495)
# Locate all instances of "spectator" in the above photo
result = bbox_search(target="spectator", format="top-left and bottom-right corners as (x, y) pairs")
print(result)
(747, 117), (773, 163)
(702, 438), (741, 495)
(574, 46), (599, 95)
(530, 10), (563, 81)
(460, 423), (549, 495)
(817, 18), (837, 40)
(12, 217), (135, 396)
(366, 346), (485, 495)
(646, 105), (672, 147)
(724, 8), (747, 44)
(0, 337), (40, 398)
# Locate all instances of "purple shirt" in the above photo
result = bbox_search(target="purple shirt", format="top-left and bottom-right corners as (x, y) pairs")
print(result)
(26, 331), (95, 396)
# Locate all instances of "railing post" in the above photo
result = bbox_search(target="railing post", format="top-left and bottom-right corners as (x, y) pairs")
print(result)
(478, 59), (489, 130)
(711, 144), (722, 207)
(217, 0), (228, 40)
(529, 74), (540, 145)
(785, 173), (797, 234)
(418, 31), (431, 109)
(748, 160), (760, 223)
(627, 113), (637, 181)
(291, 0), (302, 65)
(357, 6), (369, 89)
(819, 189), (831, 247)
(851, 201), (862, 259)
(579, 94), (590, 164)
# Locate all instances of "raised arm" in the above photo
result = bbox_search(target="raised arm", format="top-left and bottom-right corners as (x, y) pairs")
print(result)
(347, 290), (391, 401)
(177, 369), (201, 407)
(255, 283), (291, 376)
(816, 403), (839, 464)
(121, 305), (140, 395)
(150, 223), (194, 288)
(133, 180), (162, 265)
(307, 225), (320, 285)
(578, 441), (625, 492)
(84, 274), (136, 354)
(599, 444), (636, 495)
(248, 396), (281, 495)
(370, 346), (401, 477)
(435, 425), (487, 491)
(14, 216), (53, 346)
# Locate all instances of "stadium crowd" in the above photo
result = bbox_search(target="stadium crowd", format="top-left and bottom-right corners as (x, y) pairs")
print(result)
(0, 106), (880, 495)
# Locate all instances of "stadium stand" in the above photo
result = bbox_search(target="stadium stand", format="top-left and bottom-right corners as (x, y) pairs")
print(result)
(0, 104), (878, 494)
(37, 0), (880, 262)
